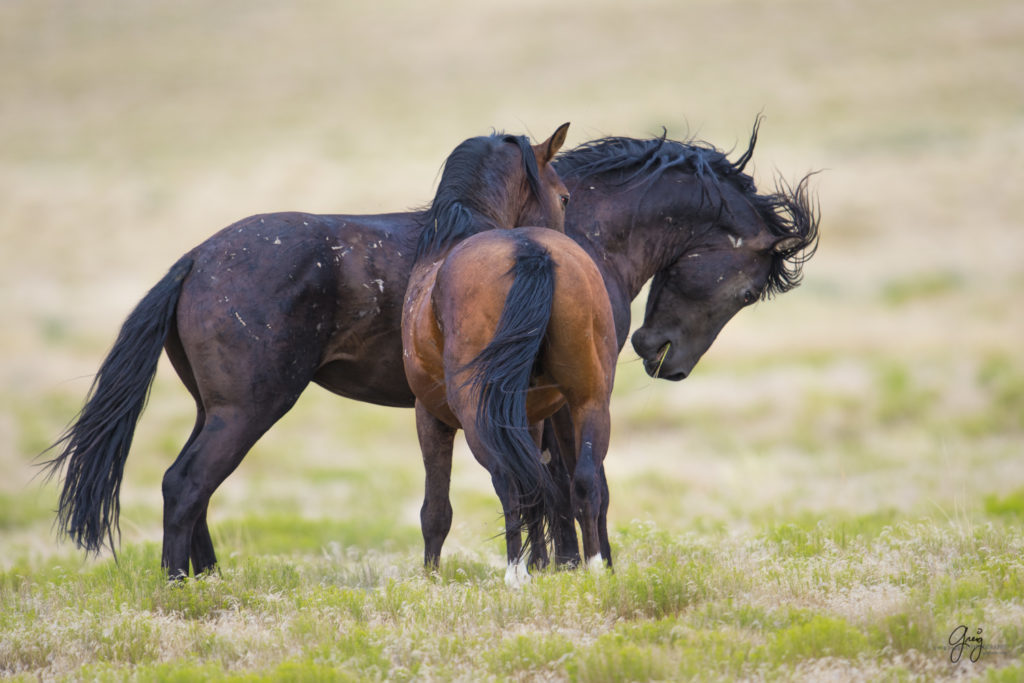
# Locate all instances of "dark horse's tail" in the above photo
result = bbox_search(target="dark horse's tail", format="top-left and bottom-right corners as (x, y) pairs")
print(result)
(465, 235), (559, 550)
(41, 255), (194, 555)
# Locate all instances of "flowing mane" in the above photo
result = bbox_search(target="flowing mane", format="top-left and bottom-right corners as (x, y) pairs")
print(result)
(555, 118), (820, 299)
(416, 133), (543, 260)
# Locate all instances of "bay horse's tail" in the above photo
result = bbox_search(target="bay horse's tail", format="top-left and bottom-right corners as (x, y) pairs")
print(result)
(40, 255), (194, 555)
(466, 236), (559, 545)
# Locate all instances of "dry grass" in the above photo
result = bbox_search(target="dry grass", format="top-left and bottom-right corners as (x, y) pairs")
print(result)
(2, 0), (1023, 679)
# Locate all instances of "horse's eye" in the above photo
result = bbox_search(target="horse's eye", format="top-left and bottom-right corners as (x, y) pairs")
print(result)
(559, 193), (570, 209)
(743, 290), (756, 305)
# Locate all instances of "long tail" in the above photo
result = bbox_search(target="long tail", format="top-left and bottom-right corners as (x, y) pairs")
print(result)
(40, 255), (194, 555)
(466, 236), (559, 544)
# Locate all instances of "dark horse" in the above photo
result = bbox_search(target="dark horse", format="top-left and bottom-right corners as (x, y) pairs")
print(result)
(43, 117), (818, 578)
(402, 124), (616, 584)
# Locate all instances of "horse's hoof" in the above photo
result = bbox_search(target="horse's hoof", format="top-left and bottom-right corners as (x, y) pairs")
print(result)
(504, 560), (531, 588)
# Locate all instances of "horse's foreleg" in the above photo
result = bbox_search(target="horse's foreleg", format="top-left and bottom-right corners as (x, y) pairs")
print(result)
(415, 401), (456, 570)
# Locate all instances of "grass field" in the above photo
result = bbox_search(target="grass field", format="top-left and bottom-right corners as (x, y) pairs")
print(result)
(2, 0), (1023, 679)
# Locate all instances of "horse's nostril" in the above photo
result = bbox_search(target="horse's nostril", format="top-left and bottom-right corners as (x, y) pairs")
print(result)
(630, 329), (658, 355)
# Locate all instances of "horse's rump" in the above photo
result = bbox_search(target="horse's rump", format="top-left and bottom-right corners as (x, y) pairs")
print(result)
(434, 227), (616, 424)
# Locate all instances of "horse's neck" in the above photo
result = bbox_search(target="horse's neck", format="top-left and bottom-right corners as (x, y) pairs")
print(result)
(465, 190), (521, 232)
(569, 188), (691, 301)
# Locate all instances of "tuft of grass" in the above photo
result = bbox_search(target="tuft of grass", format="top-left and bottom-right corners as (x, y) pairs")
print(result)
(428, 554), (494, 584)
(873, 611), (934, 654)
(568, 636), (673, 682)
(765, 614), (871, 663)
(932, 573), (991, 622)
(761, 510), (903, 555)
(483, 632), (574, 678)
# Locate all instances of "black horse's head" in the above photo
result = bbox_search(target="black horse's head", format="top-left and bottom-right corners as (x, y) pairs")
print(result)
(631, 170), (819, 380)
(553, 118), (820, 381)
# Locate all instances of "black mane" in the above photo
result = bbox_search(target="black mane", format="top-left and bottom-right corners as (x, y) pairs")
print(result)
(416, 133), (542, 261)
(554, 128), (755, 194)
(554, 118), (819, 298)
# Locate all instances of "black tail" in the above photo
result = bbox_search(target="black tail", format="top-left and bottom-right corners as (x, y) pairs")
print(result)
(40, 256), (194, 555)
(466, 236), (559, 548)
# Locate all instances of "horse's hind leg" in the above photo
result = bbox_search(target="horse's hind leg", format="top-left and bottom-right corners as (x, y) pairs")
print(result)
(174, 405), (220, 575)
(416, 401), (457, 570)
(570, 403), (612, 570)
(597, 467), (612, 569)
(164, 325), (221, 576)
(190, 502), (216, 574)
(459, 424), (528, 586)
(540, 407), (582, 568)
(161, 405), (288, 579)
(523, 421), (550, 571)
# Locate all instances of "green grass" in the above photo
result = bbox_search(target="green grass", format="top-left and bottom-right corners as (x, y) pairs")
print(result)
(2, 519), (1021, 679)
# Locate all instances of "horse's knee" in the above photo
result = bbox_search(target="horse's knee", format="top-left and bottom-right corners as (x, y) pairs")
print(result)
(420, 498), (453, 536)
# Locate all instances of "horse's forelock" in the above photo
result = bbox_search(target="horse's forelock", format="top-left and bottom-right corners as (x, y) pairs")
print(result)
(757, 173), (820, 299)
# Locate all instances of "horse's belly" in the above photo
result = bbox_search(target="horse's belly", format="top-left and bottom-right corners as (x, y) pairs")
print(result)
(525, 385), (567, 423)
(313, 360), (416, 408)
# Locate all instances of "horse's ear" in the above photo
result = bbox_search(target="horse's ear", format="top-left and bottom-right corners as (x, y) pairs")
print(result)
(534, 122), (570, 165)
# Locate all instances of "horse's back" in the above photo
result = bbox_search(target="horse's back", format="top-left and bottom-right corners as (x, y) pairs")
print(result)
(174, 210), (421, 408)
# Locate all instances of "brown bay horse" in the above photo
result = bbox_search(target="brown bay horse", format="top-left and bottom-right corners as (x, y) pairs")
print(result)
(43, 118), (818, 579)
(401, 127), (616, 581)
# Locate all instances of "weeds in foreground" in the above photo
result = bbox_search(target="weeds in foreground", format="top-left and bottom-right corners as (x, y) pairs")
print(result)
(1, 519), (1021, 680)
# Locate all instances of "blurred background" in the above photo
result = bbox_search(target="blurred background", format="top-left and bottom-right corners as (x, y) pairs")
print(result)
(1, 0), (1021, 565)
